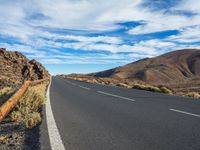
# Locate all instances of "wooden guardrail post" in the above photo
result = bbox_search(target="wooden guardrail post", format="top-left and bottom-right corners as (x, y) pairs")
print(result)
(0, 78), (48, 123)
(0, 81), (31, 122)
(30, 78), (47, 86)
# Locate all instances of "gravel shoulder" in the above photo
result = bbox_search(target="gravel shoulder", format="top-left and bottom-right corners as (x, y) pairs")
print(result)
(0, 115), (41, 150)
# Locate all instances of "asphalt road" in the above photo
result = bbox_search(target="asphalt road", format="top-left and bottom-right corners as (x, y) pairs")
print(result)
(44, 76), (200, 150)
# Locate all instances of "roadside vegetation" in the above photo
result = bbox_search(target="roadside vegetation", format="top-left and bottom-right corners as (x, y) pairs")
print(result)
(60, 74), (200, 99)
(0, 87), (16, 106)
(61, 74), (174, 95)
(132, 84), (173, 94)
(10, 80), (49, 129)
(186, 92), (200, 99)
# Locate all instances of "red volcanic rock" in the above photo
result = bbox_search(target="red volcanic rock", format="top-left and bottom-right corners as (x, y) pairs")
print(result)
(0, 48), (50, 89)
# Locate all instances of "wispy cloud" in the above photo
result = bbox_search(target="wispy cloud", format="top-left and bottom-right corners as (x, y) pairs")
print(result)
(0, 0), (199, 73)
(168, 25), (200, 43)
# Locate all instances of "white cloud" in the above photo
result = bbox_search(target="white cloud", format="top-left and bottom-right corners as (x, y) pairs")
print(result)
(44, 34), (122, 44)
(0, 43), (45, 56)
(128, 13), (200, 35)
(62, 41), (157, 54)
(128, 0), (200, 35)
(137, 39), (175, 48)
(0, 0), (199, 37)
(1, 0), (200, 40)
(173, 0), (200, 14)
(33, 0), (144, 31)
(0, 0), (200, 66)
(168, 25), (200, 43)
(29, 37), (173, 56)
(28, 52), (136, 64)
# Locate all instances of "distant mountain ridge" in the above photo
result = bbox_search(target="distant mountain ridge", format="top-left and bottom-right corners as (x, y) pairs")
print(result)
(0, 48), (50, 89)
(92, 49), (200, 85)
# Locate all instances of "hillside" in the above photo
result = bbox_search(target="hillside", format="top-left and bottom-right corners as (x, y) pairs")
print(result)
(92, 49), (200, 85)
(0, 48), (50, 89)
(61, 49), (200, 97)
(0, 48), (50, 149)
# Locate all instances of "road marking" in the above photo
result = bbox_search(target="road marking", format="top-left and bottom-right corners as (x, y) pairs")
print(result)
(79, 85), (90, 90)
(46, 78), (66, 150)
(98, 91), (135, 102)
(169, 108), (200, 118)
(71, 83), (76, 86)
(60, 78), (76, 86)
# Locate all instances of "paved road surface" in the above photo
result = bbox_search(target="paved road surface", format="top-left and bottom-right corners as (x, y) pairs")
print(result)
(41, 76), (200, 150)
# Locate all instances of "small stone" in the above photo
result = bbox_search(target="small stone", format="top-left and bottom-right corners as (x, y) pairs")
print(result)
(12, 133), (18, 139)
(0, 135), (8, 141)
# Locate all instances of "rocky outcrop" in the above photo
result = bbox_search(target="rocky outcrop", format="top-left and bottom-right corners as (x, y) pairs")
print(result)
(0, 48), (50, 89)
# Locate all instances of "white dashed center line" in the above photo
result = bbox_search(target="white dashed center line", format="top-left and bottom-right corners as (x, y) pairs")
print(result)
(169, 108), (200, 118)
(79, 85), (91, 90)
(98, 91), (135, 102)
(71, 83), (76, 86)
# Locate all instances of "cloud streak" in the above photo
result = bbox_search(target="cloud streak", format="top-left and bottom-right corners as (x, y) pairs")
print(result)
(0, 0), (199, 70)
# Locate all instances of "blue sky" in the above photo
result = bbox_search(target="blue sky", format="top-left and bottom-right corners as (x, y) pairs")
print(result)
(0, 0), (200, 74)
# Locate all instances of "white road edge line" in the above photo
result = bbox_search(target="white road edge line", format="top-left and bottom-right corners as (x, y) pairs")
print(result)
(98, 91), (135, 102)
(46, 78), (66, 150)
(169, 108), (200, 118)
(79, 85), (90, 90)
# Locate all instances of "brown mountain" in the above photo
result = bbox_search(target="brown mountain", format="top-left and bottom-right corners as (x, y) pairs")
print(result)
(92, 49), (200, 85)
(0, 48), (50, 89)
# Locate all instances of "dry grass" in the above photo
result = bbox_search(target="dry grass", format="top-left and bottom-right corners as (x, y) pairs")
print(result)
(133, 84), (161, 92)
(159, 87), (173, 94)
(10, 80), (49, 129)
(64, 74), (200, 99)
(186, 92), (200, 99)
(132, 84), (173, 94)
(61, 74), (174, 95)
(167, 77), (200, 94)
(0, 87), (13, 95)
(116, 83), (132, 88)
(0, 87), (15, 106)
(25, 112), (41, 129)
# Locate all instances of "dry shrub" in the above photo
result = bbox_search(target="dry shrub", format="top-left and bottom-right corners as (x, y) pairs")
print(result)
(64, 75), (174, 95)
(10, 111), (22, 122)
(18, 87), (45, 112)
(146, 86), (161, 92)
(25, 112), (41, 129)
(10, 80), (49, 129)
(116, 83), (131, 88)
(133, 84), (174, 94)
(0, 87), (12, 95)
(133, 84), (146, 90)
(0, 87), (14, 105)
(186, 92), (200, 99)
(133, 84), (161, 93)
(159, 87), (173, 94)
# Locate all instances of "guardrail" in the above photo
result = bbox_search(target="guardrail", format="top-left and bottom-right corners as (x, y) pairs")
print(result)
(30, 78), (47, 86)
(0, 78), (48, 123)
